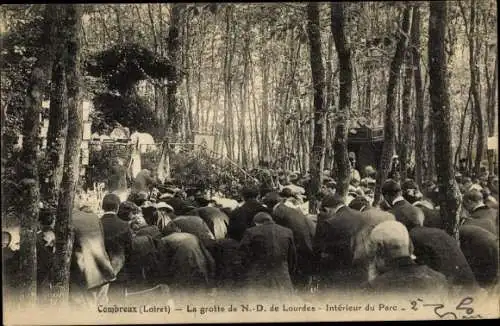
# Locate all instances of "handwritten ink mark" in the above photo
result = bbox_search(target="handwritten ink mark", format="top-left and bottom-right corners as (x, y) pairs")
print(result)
(456, 297), (474, 315)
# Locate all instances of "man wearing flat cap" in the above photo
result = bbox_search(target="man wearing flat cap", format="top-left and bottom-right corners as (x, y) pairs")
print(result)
(381, 179), (424, 232)
(239, 212), (297, 300)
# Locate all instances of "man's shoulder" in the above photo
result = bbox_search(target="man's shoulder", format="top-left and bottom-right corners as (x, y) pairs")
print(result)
(414, 264), (448, 281)
(273, 223), (294, 234)
(410, 226), (448, 238)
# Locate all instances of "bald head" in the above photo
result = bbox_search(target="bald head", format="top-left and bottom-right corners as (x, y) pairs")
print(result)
(370, 221), (411, 260)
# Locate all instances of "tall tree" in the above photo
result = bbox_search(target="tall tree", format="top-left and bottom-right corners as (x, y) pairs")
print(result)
(51, 4), (83, 304)
(400, 49), (413, 181)
(459, 0), (486, 176)
(428, 1), (461, 238)
(17, 4), (58, 306)
(166, 4), (183, 136)
(374, 6), (412, 204)
(306, 2), (326, 213)
(331, 2), (352, 198)
(40, 5), (69, 213)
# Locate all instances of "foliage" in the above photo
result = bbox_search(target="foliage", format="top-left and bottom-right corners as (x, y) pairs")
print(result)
(85, 143), (131, 188)
(91, 91), (159, 134)
(85, 42), (171, 93)
(85, 42), (170, 134)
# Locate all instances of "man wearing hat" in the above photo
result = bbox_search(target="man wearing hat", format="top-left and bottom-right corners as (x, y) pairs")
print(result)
(461, 189), (498, 235)
(381, 179), (424, 232)
(239, 212), (297, 299)
(228, 184), (268, 241)
(404, 180), (443, 230)
(313, 194), (365, 291)
(263, 192), (314, 291)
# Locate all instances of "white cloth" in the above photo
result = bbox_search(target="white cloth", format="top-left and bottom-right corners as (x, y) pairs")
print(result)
(130, 132), (156, 153)
(129, 147), (142, 179)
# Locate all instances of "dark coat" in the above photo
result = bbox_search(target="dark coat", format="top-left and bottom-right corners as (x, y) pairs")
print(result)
(72, 210), (116, 290)
(272, 203), (314, 276)
(189, 206), (229, 240)
(459, 225), (499, 289)
(208, 238), (245, 290)
(100, 212), (133, 274)
(155, 232), (216, 290)
(135, 225), (162, 239)
(169, 215), (215, 246)
(410, 226), (477, 289)
(162, 197), (198, 216)
(228, 199), (268, 241)
(239, 221), (296, 295)
(414, 203), (444, 230)
(125, 234), (160, 286)
(363, 256), (448, 296)
(462, 206), (498, 235)
(313, 206), (365, 289)
(389, 199), (424, 231)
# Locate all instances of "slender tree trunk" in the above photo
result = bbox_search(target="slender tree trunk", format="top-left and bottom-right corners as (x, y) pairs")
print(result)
(412, 6), (425, 187)
(454, 88), (471, 167)
(51, 4), (83, 304)
(486, 44), (498, 174)
(166, 4), (183, 135)
(428, 1), (461, 238)
(466, 113), (476, 172)
(325, 33), (334, 171)
(17, 4), (58, 307)
(400, 52), (413, 181)
(374, 6), (412, 204)
(306, 3), (326, 213)
(261, 55), (270, 163)
(331, 3), (352, 199)
(460, 0), (486, 176)
(41, 6), (69, 213)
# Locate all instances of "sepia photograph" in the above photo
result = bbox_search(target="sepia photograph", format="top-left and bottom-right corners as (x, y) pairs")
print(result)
(1, 2), (498, 324)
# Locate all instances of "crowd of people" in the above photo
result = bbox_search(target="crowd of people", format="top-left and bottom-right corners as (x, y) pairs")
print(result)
(2, 153), (499, 308)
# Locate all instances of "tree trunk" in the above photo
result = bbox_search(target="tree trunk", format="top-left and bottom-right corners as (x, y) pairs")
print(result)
(166, 4), (183, 135)
(41, 5), (71, 213)
(306, 3), (326, 213)
(411, 5), (425, 187)
(428, 1), (461, 238)
(17, 4), (58, 307)
(400, 52), (413, 181)
(331, 3), (352, 199)
(51, 4), (82, 304)
(461, 0), (486, 176)
(454, 88), (471, 167)
(486, 43), (498, 174)
(466, 113), (476, 172)
(261, 55), (270, 163)
(374, 6), (412, 204)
